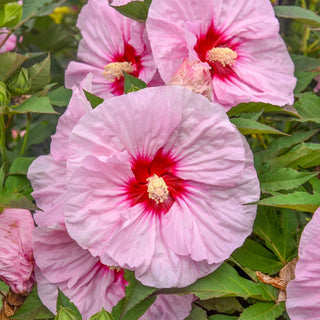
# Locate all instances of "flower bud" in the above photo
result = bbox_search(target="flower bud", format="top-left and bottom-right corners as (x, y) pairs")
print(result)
(7, 68), (31, 95)
(169, 58), (213, 101)
(0, 81), (11, 106)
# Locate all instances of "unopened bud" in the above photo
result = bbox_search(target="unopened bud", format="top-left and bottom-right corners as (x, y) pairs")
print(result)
(7, 68), (31, 95)
(0, 81), (11, 106)
(170, 59), (213, 101)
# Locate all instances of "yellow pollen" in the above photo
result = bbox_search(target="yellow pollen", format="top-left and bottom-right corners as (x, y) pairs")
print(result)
(108, 265), (121, 272)
(146, 174), (169, 204)
(207, 47), (237, 67)
(103, 62), (135, 81)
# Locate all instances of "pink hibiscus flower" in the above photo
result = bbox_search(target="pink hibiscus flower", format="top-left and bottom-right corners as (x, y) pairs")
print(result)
(65, 0), (156, 98)
(286, 208), (320, 320)
(60, 85), (260, 288)
(29, 83), (193, 319)
(146, 0), (296, 109)
(0, 208), (34, 294)
(0, 28), (17, 53)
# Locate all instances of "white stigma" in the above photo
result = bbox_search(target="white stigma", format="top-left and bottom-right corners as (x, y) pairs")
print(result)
(146, 174), (169, 204)
(103, 62), (135, 81)
(207, 47), (237, 67)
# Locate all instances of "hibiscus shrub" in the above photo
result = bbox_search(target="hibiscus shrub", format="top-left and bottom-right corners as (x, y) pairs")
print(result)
(1, 0), (320, 319)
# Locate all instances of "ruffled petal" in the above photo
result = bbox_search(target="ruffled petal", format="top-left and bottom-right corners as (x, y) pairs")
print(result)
(0, 209), (34, 293)
(33, 225), (125, 320)
(28, 155), (66, 226)
(286, 208), (320, 320)
(140, 294), (194, 320)
(163, 87), (246, 186)
(68, 87), (182, 163)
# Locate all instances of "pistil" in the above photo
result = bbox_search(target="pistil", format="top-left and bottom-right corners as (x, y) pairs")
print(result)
(146, 174), (169, 204)
(103, 62), (135, 81)
(207, 47), (237, 67)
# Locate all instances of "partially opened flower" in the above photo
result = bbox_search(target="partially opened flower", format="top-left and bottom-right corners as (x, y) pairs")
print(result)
(63, 85), (260, 288)
(0, 28), (17, 53)
(65, 0), (156, 98)
(286, 208), (320, 320)
(0, 208), (34, 293)
(146, 0), (296, 109)
(33, 224), (127, 320)
(169, 58), (213, 100)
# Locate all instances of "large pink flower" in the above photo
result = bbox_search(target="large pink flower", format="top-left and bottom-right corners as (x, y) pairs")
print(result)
(29, 84), (194, 319)
(286, 208), (320, 320)
(61, 85), (260, 288)
(0, 208), (34, 293)
(146, 0), (296, 109)
(65, 0), (156, 98)
(0, 28), (17, 53)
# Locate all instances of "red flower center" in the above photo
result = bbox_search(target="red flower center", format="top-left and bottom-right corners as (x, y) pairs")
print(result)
(194, 23), (239, 80)
(105, 42), (143, 95)
(125, 148), (187, 216)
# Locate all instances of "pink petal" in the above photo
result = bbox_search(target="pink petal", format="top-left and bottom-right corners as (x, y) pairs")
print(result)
(0, 209), (34, 293)
(140, 294), (194, 320)
(27, 155), (66, 226)
(286, 208), (320, 320)
(33, 225), (126, 320)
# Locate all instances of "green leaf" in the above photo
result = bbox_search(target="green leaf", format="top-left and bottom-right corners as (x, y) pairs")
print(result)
(255, 129), (319, 161)
(9, 95), (57, 114)
(47, 87), (72, 107)
(56, 289), (82, 320)
(90, 309), (115, 320)
(253, 207), (298, 264)
(238, 302), (285, 320)
(259, 168), (317, 192)
(294, 92), (320, 119)
(55, 307), (81, 320)
(294, 71), (320, 94)
(256, 192), (320, 213)
(292, 54), (320, 72)
(83, 89), (104, 109)
(0, 2), (22, 27)
(110, 1), (149, 22)
(275, 5), (320, 27)
(5, 157), (34, 195)
(209, 316), (237, 320)
(0, 52), (27, 81)
(112, 270), (157, 320)
(159, 263), (276, 301)
(12, 285), (54, 320)
(232, 239), (283, 275)
(230, 118), (288, 136)
(28, 54), (51, 92)
(227, 102), (299, 117)
(185, 305), (207, 320)
(270, 143), (320, 170)
(22, 0), (66, 20)
(123, 72), (147, 94)
(197, 297), (243, 314)
(310, 177), (320, 194)
(0, 191), (37, 210)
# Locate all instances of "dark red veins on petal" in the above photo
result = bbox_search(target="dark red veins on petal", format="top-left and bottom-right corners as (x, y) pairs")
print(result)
(126, 148), (187, 216)
(110, 42), (143, 95)
(194, 23), (239, 80)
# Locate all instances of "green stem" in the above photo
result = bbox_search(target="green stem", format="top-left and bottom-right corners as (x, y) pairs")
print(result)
(0, 115), (6, 165)
(301, 26), (310, 54)
(300, 0), (307, 8)
(20, 113), (30, 156)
